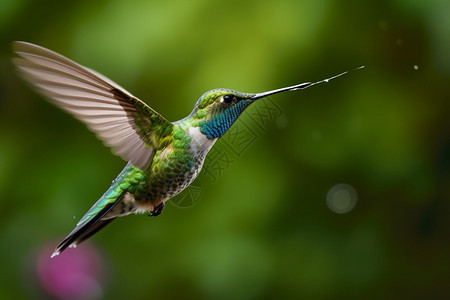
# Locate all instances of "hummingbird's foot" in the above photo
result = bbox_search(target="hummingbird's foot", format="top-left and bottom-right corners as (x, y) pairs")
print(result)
(148, 202), (165, 217)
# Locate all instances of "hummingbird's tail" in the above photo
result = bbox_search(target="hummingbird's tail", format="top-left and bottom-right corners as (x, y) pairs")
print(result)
(51, 164), (136, 258)
(51, 201), (120, 258)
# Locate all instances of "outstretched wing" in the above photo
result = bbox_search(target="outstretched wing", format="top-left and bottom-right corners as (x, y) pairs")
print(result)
(12, 41), (174, 170)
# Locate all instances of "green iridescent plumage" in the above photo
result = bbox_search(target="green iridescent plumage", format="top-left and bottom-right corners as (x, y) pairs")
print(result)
(77, 165), (148, 228)
(13, 41), (352, 257)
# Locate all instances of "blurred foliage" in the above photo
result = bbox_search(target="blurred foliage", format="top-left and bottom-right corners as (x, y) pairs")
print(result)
(1, 0), (450, 299)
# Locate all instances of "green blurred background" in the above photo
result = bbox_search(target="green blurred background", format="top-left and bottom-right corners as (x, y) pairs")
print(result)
(1, 0), (450, 299)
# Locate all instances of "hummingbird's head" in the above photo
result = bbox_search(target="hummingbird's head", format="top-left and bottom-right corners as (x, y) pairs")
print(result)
(192, 82), (312, 139)
(191, 88), (257, 139)
(191, 82), (315, 139)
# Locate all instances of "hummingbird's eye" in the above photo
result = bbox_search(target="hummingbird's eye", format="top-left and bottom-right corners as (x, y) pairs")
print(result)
(222, 95), (235, 104)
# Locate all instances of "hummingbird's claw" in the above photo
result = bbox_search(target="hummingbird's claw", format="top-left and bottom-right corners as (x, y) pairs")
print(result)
(148, 202), (165, 217)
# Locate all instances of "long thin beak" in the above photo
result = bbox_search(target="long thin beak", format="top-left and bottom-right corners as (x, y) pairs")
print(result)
(250, 66), (364, 100)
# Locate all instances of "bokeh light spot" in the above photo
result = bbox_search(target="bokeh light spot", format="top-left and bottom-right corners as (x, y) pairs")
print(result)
(326, 183), (357, 214)
(31, 242), (108, 300)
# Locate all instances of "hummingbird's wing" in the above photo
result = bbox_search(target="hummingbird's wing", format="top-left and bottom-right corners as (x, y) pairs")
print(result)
(12, 41), (174, 170)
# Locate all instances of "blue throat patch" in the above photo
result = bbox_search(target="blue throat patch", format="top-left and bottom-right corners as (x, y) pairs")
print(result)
(201, 100), (251, 139)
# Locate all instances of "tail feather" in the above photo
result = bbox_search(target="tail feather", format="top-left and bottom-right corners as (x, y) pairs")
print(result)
(51, 200), (120, 258)
(72, 218), (115, 245)
(51, 163), (140, 258)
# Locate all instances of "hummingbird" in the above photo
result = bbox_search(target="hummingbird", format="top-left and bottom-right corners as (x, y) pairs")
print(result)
(12, 41), (358, 258)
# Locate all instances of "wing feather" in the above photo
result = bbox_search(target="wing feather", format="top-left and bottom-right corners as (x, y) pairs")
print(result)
(13, 41), (174, 170)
